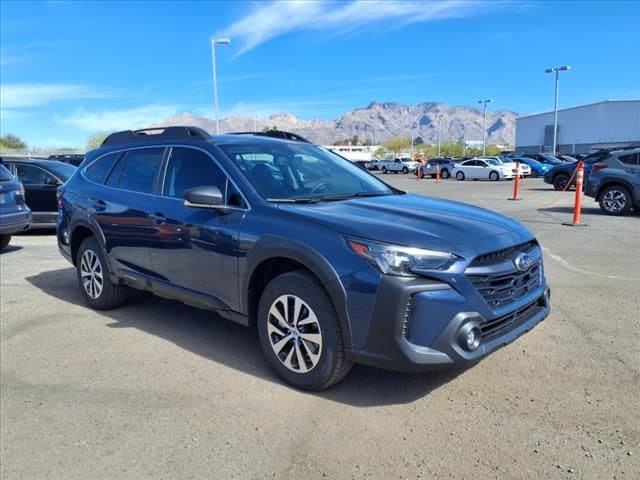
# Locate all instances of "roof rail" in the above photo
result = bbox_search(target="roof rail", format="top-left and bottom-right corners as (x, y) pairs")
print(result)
(228, 130), (312, 143)
(101, 126), (211, 147)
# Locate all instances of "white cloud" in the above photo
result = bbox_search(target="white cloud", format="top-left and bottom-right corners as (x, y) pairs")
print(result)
(0, 83), (111, 109)
(219, 0), (509, 55)
(57, 104), (182, 132)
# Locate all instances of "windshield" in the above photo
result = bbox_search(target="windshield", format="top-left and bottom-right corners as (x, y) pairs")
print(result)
(218, 142), (394, 202)
(520, 158), (540, 166)
(45, 161), (77, 180)
(541, 155), (562, 164)
(0, 164), (14, 182)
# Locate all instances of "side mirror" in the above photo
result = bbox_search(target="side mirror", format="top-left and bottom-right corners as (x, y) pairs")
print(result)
(183, 185), (224, 209)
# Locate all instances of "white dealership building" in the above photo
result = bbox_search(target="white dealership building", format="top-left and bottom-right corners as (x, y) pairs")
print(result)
(515, 99), (640, 154)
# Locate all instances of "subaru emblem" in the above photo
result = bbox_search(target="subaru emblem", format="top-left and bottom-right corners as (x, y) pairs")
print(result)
(514, 253), (534, 272)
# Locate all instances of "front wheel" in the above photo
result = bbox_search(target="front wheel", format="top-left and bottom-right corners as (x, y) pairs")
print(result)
(402, 166), (409, 174)
(441, 169), (450, 179)
(599, 185), (632, 216)
(257, 270), (352, 390)
(456, 171), (465, 181)
(76, 237), (127, 310)
(553, 173), (570, 191)
(381, 167), (388, 174)
(489, 171), (500, 181)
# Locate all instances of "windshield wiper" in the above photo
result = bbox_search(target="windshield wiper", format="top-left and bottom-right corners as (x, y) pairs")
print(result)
(267, 197), (320, 204)
(319, 192), (393, 202)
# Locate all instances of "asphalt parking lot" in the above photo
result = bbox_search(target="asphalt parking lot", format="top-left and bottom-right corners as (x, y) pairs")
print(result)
(1, 176), (638, 480)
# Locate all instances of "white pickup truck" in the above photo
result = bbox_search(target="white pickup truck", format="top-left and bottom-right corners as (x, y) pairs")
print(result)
(378, 157), (420, 174)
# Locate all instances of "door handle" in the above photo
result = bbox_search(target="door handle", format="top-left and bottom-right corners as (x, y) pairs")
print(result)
(149, 213), (166, 225)
(89, 198), (106, 212)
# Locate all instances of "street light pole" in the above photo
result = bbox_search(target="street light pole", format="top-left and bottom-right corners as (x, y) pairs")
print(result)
(211, 37), (230, 135)
(545, 65), (570, 154)
(437, 115), (443, 156)
(478, 99), (492, 156)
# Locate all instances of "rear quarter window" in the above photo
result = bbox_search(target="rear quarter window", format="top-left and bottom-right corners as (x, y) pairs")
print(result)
(85, 152), (122, 184)
(619, 153), (639, 165)
(0, 164), (14, 182)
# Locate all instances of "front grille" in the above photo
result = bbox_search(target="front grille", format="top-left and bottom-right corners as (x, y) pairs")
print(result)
(466, 241), (541, 308)
(468, 261), (541, 308)
(469, 240), (537, 267)
(480, 298), (542, 340)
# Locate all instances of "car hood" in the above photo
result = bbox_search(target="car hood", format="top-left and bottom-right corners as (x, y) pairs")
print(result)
(278, 193), (530, 255)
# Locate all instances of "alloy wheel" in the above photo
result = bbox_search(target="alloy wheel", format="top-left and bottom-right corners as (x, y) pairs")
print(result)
(267, 294), (323, 373)
(602, 189), (627, 213)
(80, 249), (104, 299)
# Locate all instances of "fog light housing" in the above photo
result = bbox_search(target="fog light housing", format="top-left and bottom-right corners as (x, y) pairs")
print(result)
(61, 229), (70, 245)
(457, 322), (482, 352)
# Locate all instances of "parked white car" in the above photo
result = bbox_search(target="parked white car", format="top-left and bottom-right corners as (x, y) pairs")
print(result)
(452, 158), (516, 181)
(378, 157), (420, 174)
(479, 156), (531, 176)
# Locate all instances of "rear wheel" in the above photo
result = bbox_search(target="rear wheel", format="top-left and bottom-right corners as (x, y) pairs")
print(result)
(0, 235), (11, 250)
(599, 185), (632, 216)
(402, 166), (409, 174)
(456, 171), (465, 181)
(553, 173), (570, 191)
(257, 270), (352, 390)
(489, 171), (500, 181)
(381, 166), (388, 174)
(441, 169), (450, 179)
(76, 237), (127, 310)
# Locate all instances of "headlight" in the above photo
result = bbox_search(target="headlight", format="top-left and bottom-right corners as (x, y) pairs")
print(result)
(347, 238), (459, 276)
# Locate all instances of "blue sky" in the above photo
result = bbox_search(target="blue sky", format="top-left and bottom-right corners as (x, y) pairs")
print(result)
(1, 0), (639, 148)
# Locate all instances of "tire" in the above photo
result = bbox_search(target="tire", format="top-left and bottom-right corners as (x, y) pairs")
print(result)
(0, 235), (11, 250)
(381, 167), (388, 174)
(76, 237), (127, 310)
(599, 185), (632, 216)
(553, 173), (570, 191)
(257, 270), (352, 390)
(402, 166), (409, 174)
(489, 171), (500, 181)
(456, 171), (465, 181)
(441, 169), (450, 179)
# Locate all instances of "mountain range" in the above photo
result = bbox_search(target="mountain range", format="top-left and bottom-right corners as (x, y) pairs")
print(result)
(154, 101), (518, 146)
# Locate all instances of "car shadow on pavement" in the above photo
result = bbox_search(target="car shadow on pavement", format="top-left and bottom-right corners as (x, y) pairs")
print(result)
(26, 267), (461, 406)
(0, 245), (23, 254)
(537, 206), (604, 215)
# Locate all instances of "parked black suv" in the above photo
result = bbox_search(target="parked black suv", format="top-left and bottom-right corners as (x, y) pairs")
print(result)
(57, 127), (550, 390)
(1, 157), (76, 227)
(585, 148), (640, 215)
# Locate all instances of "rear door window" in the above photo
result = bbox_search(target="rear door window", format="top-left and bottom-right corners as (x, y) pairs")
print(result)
(111, 148), (165, 194)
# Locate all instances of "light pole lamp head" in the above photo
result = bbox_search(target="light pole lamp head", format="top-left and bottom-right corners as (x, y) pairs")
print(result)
(215, 37), (231, 45)
(546, 65), (571, 73)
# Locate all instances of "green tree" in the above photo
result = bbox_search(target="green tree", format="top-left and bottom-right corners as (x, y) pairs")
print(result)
(384, 136), (411, 155)
(86, 132), (113, 151)
(0, 134), (27, 149)
(373, 146), (390, 159)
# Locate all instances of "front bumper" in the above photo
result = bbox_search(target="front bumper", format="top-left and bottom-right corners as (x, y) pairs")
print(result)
(0, 210), (32, 235)
(347, 273), (550, 372)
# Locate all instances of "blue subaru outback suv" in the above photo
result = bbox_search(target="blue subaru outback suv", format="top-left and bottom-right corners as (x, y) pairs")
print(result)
(57, 127), (550, 390)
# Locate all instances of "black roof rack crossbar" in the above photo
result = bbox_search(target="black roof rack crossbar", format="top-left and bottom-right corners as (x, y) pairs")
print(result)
(101, 126), (212, 147)
(228, 130), (312, 143)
